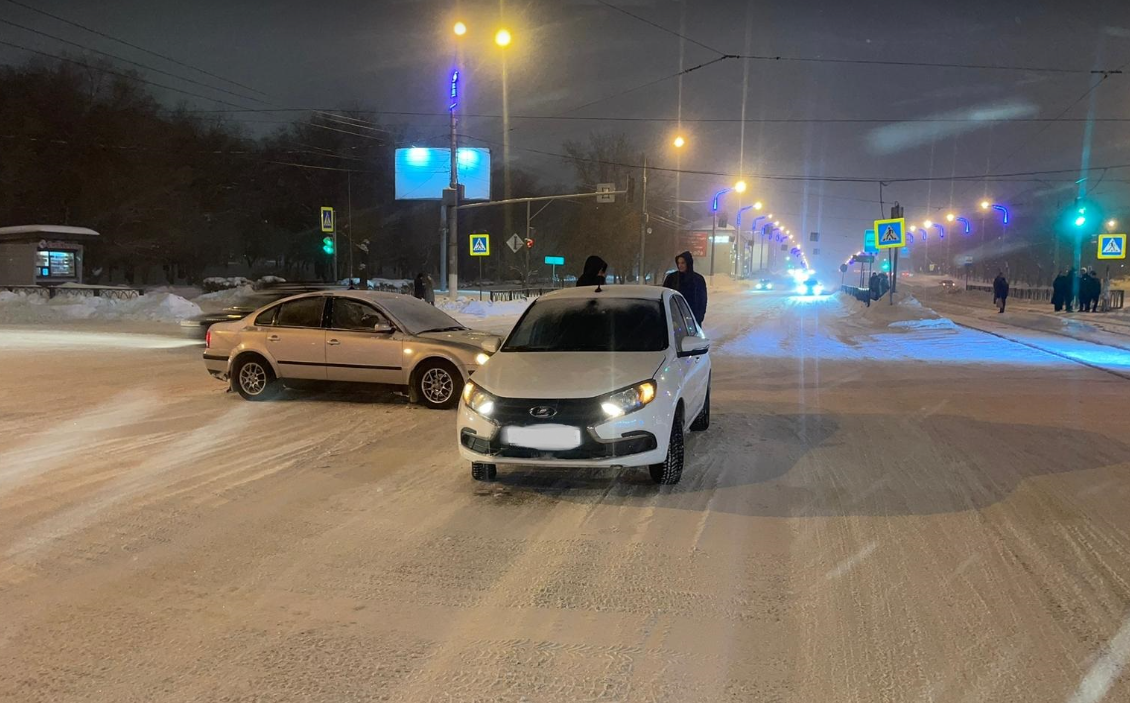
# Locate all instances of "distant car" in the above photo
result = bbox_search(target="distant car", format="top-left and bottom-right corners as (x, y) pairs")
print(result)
(940, 279), (956, 289)
(203, 291), (501, 409)
(457, 285), (711, 485)
(753, 278), (774, 291)
(180, 284), (338, 339)
(796, 277), (824, 296)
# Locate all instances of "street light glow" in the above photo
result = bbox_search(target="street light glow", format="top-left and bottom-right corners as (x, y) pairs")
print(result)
(773, 221), (780, 226)
(946, 213), (955, 222)
(753, 201), (763, 210)
(1108, 219), (1118, 229)
(672, 135), (685, 148)
(734, 180), (747, 193)
(981, 200), (991, 210)
(453, 21), (467, 36)
(924, 220), (933, 228)
(495, 28), (512, 46)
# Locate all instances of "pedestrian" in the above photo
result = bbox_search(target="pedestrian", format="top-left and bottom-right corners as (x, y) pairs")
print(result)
(993, 271), (1009, 313)
(413, 272), (427, 300)
(869, 272), (881, 300)
(663, 250), (708, 324)
(576, 255), (608, 287)
(1087, 270), (1102, 312)
(1051, 269), (1067, 312)
(1077, 268), (1092, 313)
(1064, 268), (1076, 311)
(424, 273), (436, 306)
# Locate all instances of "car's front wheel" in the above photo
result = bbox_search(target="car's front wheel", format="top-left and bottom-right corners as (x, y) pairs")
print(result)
(232, 355), (280, 401)
(649, 408), (685, 485)
(415, 359), (463, 410)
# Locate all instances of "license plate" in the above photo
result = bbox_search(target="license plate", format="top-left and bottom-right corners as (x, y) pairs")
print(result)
(503, 425), (582, 451)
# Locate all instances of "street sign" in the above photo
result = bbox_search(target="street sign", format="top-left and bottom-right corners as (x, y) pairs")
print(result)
(544, 256), (565, 266)
(596, 183), (615, 203)
(470, 233), (490, 256)
(320, 207), (335, 233)
(863, 229), (878, 254)
(963, 255), (974, 265)
(874, 218), (906, 249)
(1097, 233), (1126, 259)
(507, 233), (524, 253)
(852, 254), (875, 264)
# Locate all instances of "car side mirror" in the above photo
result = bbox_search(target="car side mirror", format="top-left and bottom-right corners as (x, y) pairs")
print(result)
(373, 321), (394, 334)
(679, 336), (710, 357)
(481, 337), (501, 354)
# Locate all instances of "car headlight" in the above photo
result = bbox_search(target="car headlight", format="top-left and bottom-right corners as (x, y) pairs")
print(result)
(813, 284), (823, 295)
(796, 284), (807, 294)
(599, 380), (657, 419)
(766, 283), (773, 289)
(462, 381), (497, 417)
(474, 352), (490, 366)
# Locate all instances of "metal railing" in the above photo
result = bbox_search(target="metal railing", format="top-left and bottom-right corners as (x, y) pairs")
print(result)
(488, 287), (547, 303)
(1, 284), (142, 300)
(966, 283), (1124, 310)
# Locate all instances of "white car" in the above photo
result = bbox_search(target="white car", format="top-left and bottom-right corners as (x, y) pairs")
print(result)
(457, 285), (711, 484)
(203, 291), (501, 408)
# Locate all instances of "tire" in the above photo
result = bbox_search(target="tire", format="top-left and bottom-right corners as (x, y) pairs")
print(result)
(232, 355), (280, 401)
(414, 359), (463, 410)
(471, 462), (497, 481)
(689, 386), (711, 432)
(649, 408), (685, 485)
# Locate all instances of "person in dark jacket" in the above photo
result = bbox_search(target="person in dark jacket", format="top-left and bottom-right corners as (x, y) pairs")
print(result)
(413, 273), (427, 300)
(1086, 270), (1102, 312)
(1051, 270), (1068, 312)
(576, 255), (608, 287)
(992, 271), (1009, 313)
(1064, 268), (1076, 311)
(1077, 268), (1093, 313)
(662, 250), (708, 324)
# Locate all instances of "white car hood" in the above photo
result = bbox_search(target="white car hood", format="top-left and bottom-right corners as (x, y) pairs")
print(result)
(416, 328), (501, 350)
(472, 350), (667, 399)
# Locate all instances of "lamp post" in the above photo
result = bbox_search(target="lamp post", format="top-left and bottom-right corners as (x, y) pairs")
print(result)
(736, 205), (753, 278)
(710, 180), (746, 281)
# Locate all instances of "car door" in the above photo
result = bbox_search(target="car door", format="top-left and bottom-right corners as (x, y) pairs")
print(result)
(268, 296), (328, 380)
(666, 295), (698, 427)
(673, 294), (709, 421)
(325, 297), (404, 384)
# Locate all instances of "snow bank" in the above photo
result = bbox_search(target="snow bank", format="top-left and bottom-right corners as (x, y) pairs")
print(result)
(0, 290), (201, 324)
(195, 284), (256, 308)
(889, 318), (958, 331)
(840, 291), (956, 331)
(438, 297), (532, 318)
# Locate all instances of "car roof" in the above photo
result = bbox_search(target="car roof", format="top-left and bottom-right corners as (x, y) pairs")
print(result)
(275, 289), (414, 304)
(537, 284), (668, 301)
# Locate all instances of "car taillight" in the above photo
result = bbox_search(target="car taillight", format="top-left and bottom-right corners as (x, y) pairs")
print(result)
(205, 328), (211, 348)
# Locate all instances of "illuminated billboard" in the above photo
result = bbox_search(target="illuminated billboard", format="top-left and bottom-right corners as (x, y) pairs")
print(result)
(394, 147), (491, 201)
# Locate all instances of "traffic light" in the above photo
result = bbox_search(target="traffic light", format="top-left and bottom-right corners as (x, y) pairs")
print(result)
(322, 236), (335, 255)
(881, 259), (891, 272)
(525, 237), (534, 249)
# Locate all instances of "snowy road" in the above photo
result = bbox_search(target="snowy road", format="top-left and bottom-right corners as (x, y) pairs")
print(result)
(2, 289), (1130, 702)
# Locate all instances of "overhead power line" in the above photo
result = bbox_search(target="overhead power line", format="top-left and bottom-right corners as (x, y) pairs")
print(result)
(0, 0), (268, 96)
(592, 0), (730, 57)
(0, 17), (271, 106)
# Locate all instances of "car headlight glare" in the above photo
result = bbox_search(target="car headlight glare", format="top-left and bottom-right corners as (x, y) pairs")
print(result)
(474, 352), (490, 366)
(462, 381), (498, 417)
(796, 284), (807, 294)
(599, 380), (657, 419)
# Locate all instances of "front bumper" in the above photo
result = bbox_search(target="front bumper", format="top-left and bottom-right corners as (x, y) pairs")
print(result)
(456, 394), (673, 467)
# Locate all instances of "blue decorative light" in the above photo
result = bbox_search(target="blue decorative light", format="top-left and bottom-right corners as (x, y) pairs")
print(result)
(992, 204), (1009, 225)
(955, 216), (971, 234)
(736, 205), (753, 228)
(449, 70), (459, 111)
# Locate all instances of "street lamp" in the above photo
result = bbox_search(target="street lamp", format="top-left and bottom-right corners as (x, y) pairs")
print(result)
(494, 28), (512, 46)
(672, 135), (685, 148)
(946, 213), (955, 222)
(734, 180), (747, 193)
(710, 182), (746, 280)
(955, 217), (971, 234)
(753, 201), (763, 210)
(1107, 218), (1118, 230)
(981, 200), (991, 210)
(453, 21), (467, 36)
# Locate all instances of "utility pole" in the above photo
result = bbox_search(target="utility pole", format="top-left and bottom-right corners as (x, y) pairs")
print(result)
(347, 171), (354, 282)
(638, 153), (648, 283)
(446, 69), (460, 297)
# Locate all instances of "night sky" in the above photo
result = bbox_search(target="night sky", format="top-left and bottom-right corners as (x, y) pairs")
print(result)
(3, 0), (1130, 265)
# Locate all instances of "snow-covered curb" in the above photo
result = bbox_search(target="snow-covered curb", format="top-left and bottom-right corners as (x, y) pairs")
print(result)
(0, 290), (201, 324)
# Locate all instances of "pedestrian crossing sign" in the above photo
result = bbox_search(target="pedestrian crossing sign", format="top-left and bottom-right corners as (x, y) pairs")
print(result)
(1097, 233), (1126, 259)
(874, 218), (906, 249)
(320, 206), (334, 233)
(470, 233), (490, 256)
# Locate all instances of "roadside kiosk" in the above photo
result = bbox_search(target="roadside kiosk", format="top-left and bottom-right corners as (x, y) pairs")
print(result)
(0, 224), (99, 287)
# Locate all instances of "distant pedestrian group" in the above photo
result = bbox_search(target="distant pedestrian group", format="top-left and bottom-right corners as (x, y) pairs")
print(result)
(1051, 268), (1103, 313)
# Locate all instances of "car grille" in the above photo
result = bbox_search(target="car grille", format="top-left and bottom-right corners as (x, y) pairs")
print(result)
(489, 396), (603, 426)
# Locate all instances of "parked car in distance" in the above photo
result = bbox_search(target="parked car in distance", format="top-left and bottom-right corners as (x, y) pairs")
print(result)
(203, 291), (501, 408)
(940, 279), (956, 290)
(457, 285), (711, 485)
(753, 278), (774, 291)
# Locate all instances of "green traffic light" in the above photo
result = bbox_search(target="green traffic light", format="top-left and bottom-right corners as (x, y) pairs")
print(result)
(322, 236), (334, 255)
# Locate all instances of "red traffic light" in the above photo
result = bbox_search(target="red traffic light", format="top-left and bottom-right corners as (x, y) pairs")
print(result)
(525, 238), (534, 249)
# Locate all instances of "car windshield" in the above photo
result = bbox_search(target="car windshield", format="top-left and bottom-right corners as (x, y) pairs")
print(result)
(503, 298), (667, 352)
(377, 296), (465, 335)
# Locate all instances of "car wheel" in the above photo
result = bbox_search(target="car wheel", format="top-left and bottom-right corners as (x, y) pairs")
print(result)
(471, 462), (497, 481)
(649, 408), (685, 485)
(415, 359), (463, 410)
(233, 355), (279, 401)
(690, 386), (711, 432)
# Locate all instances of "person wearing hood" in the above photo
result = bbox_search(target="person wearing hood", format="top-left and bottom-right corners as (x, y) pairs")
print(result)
(663, 251), (708, 324)
(576, 255), (608, 287)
